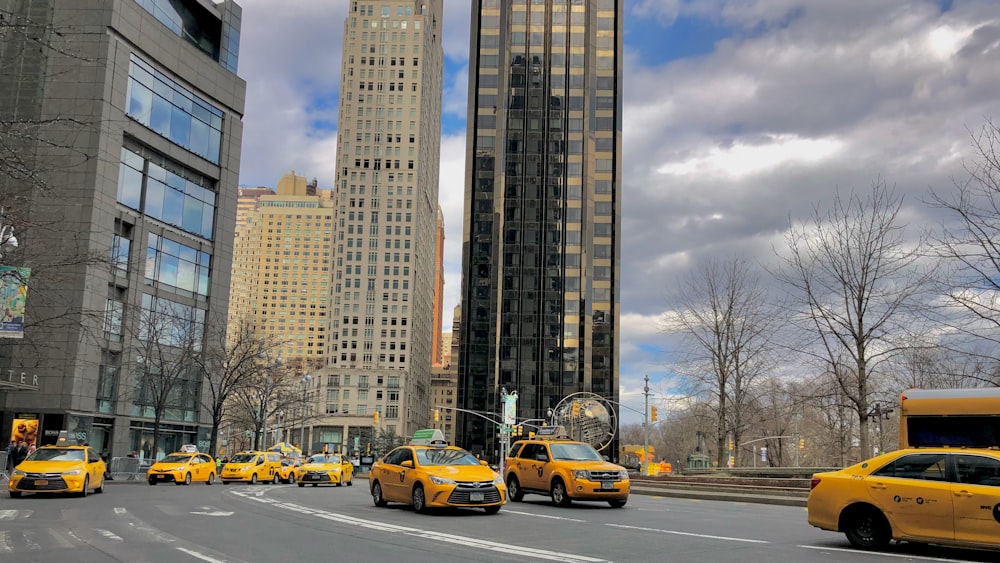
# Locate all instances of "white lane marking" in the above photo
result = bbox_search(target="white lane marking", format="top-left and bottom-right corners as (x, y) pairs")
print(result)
(232, 491), (606, 562)
(797, 545), (981, 562)
(114, 507), (127, 515)
(190, 510), (234, 516)
(606, 523), (769, 544)
(46, 528), (77, 549)
(97, 529), (123, 542)
(22, 530), (40, 550)
(177, 546), (229, 563)
(502, 509), (586, 522)
(0, 531), (11, 553)
(0, 509), (30, 520)
(66, 530), (84, 543)
(127, 521), (176, 543)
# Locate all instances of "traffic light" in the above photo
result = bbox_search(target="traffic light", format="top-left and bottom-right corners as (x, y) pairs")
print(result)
(366, 442), (371, 455)
(373, 411), (379, 426)
(728, 440), (734, 451)
(572, 402), (581, 417)
(433, 409), (440, 422)
(650, 406), (658, 422)
(799, 438), (805, 450)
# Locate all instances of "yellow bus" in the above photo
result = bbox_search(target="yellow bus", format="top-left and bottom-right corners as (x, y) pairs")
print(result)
(899, 387), (1000, 449)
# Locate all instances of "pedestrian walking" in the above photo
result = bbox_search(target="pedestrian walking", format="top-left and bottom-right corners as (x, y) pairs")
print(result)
(10, 440), (28, 469)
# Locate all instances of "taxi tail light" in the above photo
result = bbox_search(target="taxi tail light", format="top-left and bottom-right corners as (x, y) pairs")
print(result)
(810, 477), (821, 490)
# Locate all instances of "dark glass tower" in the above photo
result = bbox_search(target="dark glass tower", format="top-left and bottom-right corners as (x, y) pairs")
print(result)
(457, 0), (622, 459)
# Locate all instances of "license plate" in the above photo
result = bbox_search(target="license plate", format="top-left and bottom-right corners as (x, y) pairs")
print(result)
(35, 480), (48, 486)
(601, 481), (614, 490)
(470, 492), (484, 502)
(307, 475), (319, 480)
(157, 475), (166, 479)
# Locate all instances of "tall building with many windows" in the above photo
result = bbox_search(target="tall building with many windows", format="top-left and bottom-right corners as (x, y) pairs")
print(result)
(456, 0), (623, 459)
(314, 0), (443, 453)
(0, 0), (245, 457)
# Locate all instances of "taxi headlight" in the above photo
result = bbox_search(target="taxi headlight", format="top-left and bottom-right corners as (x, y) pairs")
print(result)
(175, 466), (186, 472)
(573, 470), (589, 480)
(11, 469), (24, 477)
(239, 466), (250, 472)
(429, 475), (456, 485)
(62, 469), (83, 476)
(619, 470), (630, 480)
(493, 475), (504, 485)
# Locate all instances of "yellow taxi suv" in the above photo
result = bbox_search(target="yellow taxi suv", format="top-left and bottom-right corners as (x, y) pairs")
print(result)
(808, 448), (1000, 551)
(370, 429), (506, 514)
(8, 432), (106, 498)
(505, 426), (629, 508)
(279, 458), (301, 484)
(220, 451), (282, 484)
(147, 448), (217, 485)
(296, 453), (354, 487)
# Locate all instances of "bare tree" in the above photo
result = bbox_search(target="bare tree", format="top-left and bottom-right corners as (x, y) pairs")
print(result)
(774, 181), (932, 457)
(130, 299), (204, 460)
(663, 257), (779, 467)
(196, 316), (278, 457)
(927, 119), (1000, 369)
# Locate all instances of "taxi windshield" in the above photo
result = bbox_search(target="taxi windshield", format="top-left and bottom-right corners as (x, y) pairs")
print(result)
(26, 448), (85, 462)
(415, 448), (480, 466)
(550, 443), (603, 461)
(229, 453), (256, 463)
(308, 454), (343, 464)
(158, 454), (193, 463)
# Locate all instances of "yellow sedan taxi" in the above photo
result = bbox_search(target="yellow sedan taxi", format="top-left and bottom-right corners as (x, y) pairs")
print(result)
(146, 448), (217, 485)
(808, 447), (1000, 551)
(8, 433), (106, 498)
(220, 451), (282, 484)
(370, 429), (506, 514)
(296, 453), (354, 487)
(279, 458), (302, 484)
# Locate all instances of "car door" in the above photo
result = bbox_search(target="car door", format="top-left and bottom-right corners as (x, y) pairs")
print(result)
(518, 443), (548, 491)
(867, 452), (954, 540)
(87, 449), (103, 485)
(378, 448), (408, 502)
(951, 453), (1000, 546)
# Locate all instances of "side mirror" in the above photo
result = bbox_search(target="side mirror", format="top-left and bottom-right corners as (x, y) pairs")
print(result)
(603, 455), (610, 462)
(257, 458), (264, 465)
(401, 460), (414, 468)
(480, 460), (489, 466)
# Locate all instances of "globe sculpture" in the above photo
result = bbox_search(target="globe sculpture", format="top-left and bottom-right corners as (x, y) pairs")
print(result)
(551, 392), (617, 452)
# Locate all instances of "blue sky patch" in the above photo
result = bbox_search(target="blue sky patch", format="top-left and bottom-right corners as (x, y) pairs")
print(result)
(627, 14), (731, 66)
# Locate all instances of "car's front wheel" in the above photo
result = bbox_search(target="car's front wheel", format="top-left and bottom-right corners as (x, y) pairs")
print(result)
(250, 473), (258, 485)
(843, 506), (891, 550)
(94, 477), (104, 494)
(412, 483), (428, 513)
(80, 476), (90, 498)
(8, 491), (21, 498)
(551, 479), (571, 507)
(288, 474), (296, 484)
(206, 473), (215, 485)
(506, 475), (524, 502)
(182, 473), (192, 486)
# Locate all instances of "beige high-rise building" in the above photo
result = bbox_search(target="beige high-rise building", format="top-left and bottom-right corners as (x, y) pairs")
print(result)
(228, 172), (333, 364)
(311, 0), (443, 455)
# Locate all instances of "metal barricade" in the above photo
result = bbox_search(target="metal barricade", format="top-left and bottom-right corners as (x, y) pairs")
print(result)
(109, 456), (142, 481)
(0, 451), (7, 482)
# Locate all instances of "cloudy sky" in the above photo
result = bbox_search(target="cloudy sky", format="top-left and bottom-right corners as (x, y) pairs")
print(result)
(234, 0), (1000, 422)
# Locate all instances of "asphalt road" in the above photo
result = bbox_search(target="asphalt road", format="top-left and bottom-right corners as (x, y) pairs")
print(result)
(0, 479), (998, 563)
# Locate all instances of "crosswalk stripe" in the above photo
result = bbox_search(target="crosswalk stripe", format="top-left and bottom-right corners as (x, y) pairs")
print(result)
(45, 528), (78, 549)
(22, 530), (41, 550)
(0, 509), (30, 520)
(96, 529), (124, 542)
(0, 531), (11, 553)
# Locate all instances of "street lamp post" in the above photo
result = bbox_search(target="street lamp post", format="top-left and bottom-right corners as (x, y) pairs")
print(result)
(642, 375), (650, 476)
(299, 374), (313, 453)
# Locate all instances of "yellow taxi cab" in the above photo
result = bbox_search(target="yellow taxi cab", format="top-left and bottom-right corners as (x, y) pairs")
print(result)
(8, 431), (106, 498)
(295, 452), (354, 487)
(220, 451), (282, 484)
(369, 429), (506, 514)
(146, 446), (217, 486)
(808, 447), (1000, 551)
(504, 426), (629, 508)
(279, 458), (302, 484)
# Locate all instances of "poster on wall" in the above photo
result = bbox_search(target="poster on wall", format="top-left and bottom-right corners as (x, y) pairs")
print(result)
(10, 417), (38, 447)
(0, 266), (30, 339)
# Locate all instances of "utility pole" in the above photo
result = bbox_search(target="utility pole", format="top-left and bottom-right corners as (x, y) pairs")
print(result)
(642, 375), (650, 476)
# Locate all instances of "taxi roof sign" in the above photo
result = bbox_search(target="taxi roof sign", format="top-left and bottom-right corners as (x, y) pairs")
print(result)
(179, 444), (198, 453)
(532, 426), (572, 440)
(409, 429), (448, 447)
(55, 430), (79, 446)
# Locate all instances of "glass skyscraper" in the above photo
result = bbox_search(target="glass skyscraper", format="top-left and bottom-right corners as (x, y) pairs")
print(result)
(456, 0), (622, 459)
